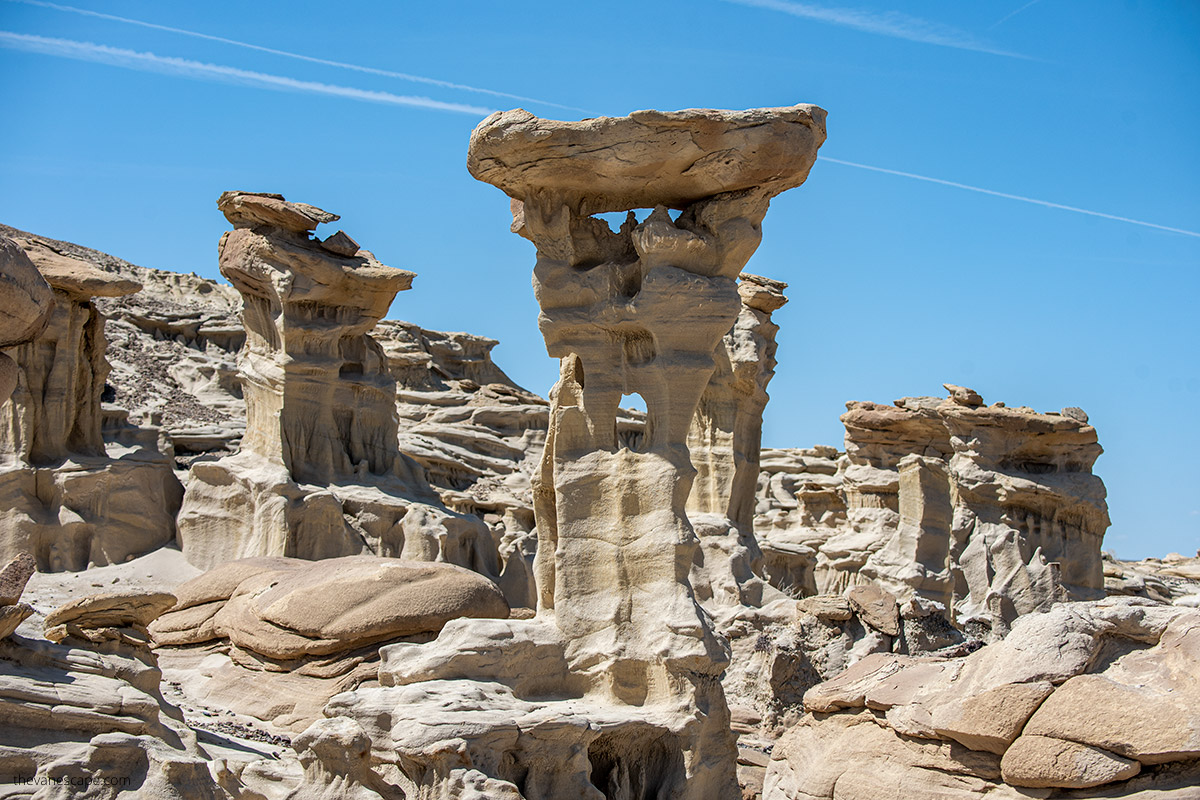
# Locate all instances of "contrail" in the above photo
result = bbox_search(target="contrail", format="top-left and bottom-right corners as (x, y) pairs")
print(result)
(0, 31), (496, 115)
(4, 0), (589, 113)
(819, 156), (1200, 239)
(720, 0), (1032, 59)
(990, 0), (1044, 29)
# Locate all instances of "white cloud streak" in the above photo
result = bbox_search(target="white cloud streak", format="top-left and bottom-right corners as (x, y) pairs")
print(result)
(720, 0), (1031, 59)
(5, 0), (589, 113)
(819, 156), (1200, 239)
(990, 0), (1045, 30)
(0, 30), (497, 115)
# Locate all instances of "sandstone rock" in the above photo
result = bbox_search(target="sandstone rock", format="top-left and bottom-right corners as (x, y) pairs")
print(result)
(0, 236), (182, 571)
(178, 193), (499, 579)
(319, 229), (360, 257)
(43, 590), (176, 634)
(0, 234), (52, 350)
(1001, 734), (1140, 789)
(0, 602), (33, 638)
(215, 556), (509, 660)
(298, 103), (826, 800)
(155, 555), (508, 663)
(688, 273), (787, 611)
(846, 582), (900, 635)
(468, 104), (826, 214)
(0, 552), (36, 605)
(765, 599), (1200, 800)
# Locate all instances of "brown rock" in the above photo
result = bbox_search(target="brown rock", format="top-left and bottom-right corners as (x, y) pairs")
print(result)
(0, 552), (36, 605)
(847, 582), (900, 635)
(0, 602), (33, 638)
(210, 556), (509, 659)
(216, 191), (338, 232)
(943, 383), (984, 407)
(1001, 734), (1139, 789)
(320, 230), (360, 257)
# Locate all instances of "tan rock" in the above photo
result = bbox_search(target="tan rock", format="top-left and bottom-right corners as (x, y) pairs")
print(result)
(44, 590), (177, 631)
(931, 680), (1054, 755)
(468, 104), (826, 214)
(1001, 734), (1139, 789)
(1, 237), (181, 571)
(179, 193), (498, 579)
(0, 235), (52, 349)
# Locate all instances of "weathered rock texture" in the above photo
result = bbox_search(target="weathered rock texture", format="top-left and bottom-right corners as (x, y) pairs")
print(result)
(177, 193), (498, 578)
(755, 386), (1110, 638)
(1103, 549), (1200, 607)
(0, 235), (52, 403)
(687, 273), (787, 613)
(762, 597), (1200, 799)
(1, 222), (247, 464)
(0, 574), (227, 797)
(291, 104), (826, 800)
(0, 234), (182, 571)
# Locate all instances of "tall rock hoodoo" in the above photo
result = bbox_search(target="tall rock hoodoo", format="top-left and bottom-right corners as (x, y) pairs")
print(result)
(293, 105), (827, 800)
(0, 236), (180, 570)
(687, 273), (788, 611)
(177, 193), (497, 576)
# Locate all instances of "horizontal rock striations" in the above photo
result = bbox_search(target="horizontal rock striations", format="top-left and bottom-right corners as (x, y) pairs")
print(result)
(755, 385), (1111, 638)
(0, 234), (182, 571)
(177, 193), (498, 577)
(762, 597), (1200, 799)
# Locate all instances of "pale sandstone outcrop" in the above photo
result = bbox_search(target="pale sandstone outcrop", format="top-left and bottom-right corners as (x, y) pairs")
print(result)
(177, 193), (498, 578)
(754, 386), (1110, 639)
(0, 236), (182, 571)
(1103, 549), (1200, 607)
(290, 104), (826, 800)
(0, 575), (227, 797)
(687, 273), (787, 613)
(151, 556), (507, 673)
(762, 597), (1200, 799)
(0, 235), (53, 403)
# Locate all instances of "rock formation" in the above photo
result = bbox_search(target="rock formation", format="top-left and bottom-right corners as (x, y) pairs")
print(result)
(290, 104), (827, 800)
(755, 385), (1110, 638)
(177, 193), (498, 578)
(0, 560), (227, 797)
(0, 235), (181, 571)
(0, 235), (52, 404)
(763, 597), (1200, 798)
(687, 273), (787, 612)
(1104, 549), (1200, 606)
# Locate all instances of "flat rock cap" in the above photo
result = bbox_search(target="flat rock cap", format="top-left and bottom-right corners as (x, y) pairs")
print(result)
(218, 191), (340, 232)
(468, 104), (827, 214)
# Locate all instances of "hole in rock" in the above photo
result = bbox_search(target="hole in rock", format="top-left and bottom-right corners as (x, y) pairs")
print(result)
(588, 725), (684, 800)
(621, 392), (646, 414)
(594, 209), (654, 234)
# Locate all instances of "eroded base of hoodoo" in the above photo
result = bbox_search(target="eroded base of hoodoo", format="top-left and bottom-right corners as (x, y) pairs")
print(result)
(296, 617), (740, 800)
(177, 455), (497, 575)
(0, 453), (181, 571)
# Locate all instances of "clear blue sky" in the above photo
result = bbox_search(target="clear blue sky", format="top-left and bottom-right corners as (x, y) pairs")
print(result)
(1, 1), (1196, 559)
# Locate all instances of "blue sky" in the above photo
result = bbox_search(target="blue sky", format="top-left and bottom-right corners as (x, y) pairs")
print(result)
(0, 1), (1196, 559)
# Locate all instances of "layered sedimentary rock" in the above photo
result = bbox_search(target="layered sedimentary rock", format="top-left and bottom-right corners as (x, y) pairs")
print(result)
(293, 104), (827, 800)
(0, 235), (52, 403)
(755, 386), (1110, 637)
(177, 193), (497, 577)
(763, 597), (1200, 799)
(1104, 550), (1200, 606)
(0, 235), (181, 570)
(687, 273), (787, 612)
(0, 571), (226, 797)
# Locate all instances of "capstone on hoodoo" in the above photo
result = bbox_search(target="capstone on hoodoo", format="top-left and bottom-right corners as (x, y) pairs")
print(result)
(755, 385), (1110, 638)
(176, 193), (498, 577)
(289, 103), (827, 800)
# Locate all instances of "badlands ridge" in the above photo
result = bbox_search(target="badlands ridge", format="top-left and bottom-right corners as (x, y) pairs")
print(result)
(0, 104), (1198, 799)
